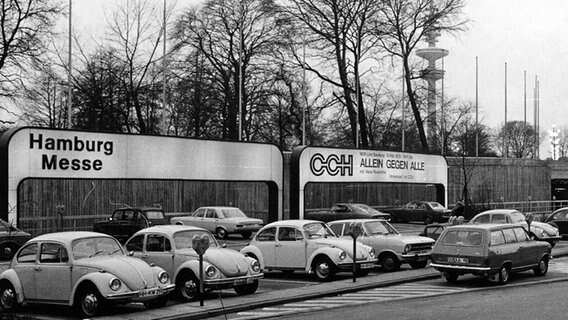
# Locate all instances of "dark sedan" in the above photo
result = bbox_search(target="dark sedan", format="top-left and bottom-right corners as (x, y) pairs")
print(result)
(0, 219), (32, 260)
(304, 203), (391, 223)
(545, 207), (568, 238)
(382, 201), (451, 225)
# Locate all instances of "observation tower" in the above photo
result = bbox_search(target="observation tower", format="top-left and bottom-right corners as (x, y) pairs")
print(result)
(416, 29), (448, 139)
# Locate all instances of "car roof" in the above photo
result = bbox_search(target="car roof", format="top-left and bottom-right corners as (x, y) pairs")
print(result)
(30, 231), (115, 244)
(265, 219), (323, 228)
(197, 206), (239, 209)
(116, 206), (163, 211)
(328, 219), (383, 224)
(138, 225), (208, 234)
(445, 223), (520, 231)
(478, 209), (521, 215)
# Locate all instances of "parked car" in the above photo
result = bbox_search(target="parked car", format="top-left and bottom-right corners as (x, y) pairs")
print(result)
(419, 223), (450, 241)
(544, 207), (568, 238)
(0, 231), (175, 317)
(93, 206), (169, 243)
(0, 219), (32, 260)
(469, 209), (561, 247)
(304, 203), (391, 223)
(170, 206), (263, 239)
(430, 224), (551, 284)
(125, 225), (263, 301)
(328, 219), (435, 272)
(240, 220), (376, 281)
(381, 201), (451, 224)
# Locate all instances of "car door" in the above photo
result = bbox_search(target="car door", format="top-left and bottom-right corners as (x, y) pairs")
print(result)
(500, 228), (521, 267)
(513, 226), (539, 267)
(203, 208), (220, 232)
(190, 208), (207, 228)
(254, 227), (277, 268)
(12, 243), (39, 300)
(275, 227), (306, 269)
(35, 242), (71, 302)
(141, 233), (175, 273)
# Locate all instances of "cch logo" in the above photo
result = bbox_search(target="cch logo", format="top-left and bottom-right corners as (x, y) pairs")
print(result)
(310, 153), (353, 176)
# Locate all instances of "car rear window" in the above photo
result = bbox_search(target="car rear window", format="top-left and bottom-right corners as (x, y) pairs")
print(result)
(145, 210), (165, 220)
(440, 230), (483, 246)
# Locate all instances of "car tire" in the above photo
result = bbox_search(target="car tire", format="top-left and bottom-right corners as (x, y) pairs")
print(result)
(0, 243), (17, 260)
(424, 216), (434, 225)
(0, 282), (20, 312)
(498, 265), (510, 284)
(312, 257), (336, 281)
(144, 296), (168, 309)
(234, 280), (259, 295)
(177, 272), (199, 301)
(409, 261), (428, 269)
(534, 256), (549, 276)
(216, 228), (228, 239)
(444, 271), (459, 283)
(380, 253), (401, 272)
(75, 284), (105, 317)
(241, 232), (252, 239)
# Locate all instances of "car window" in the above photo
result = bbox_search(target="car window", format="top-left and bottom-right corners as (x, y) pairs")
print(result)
(508, 211), (527, 223)
(513, 227), (529, 242)
(205, 209), (218, 219)
(40, 243), (69, 263)
(329, 224), (345, 236)
(473, 214), (490, 223)
(126, 234), (144, 252)
(146, 234), (171, 252)
(173, 230), (218, 249)
(365, 221), (396, 235)
(278, 227), (301, 241)
(17, 243), (38, 263)
(193, 209), (206, 218)
(490, 230), (506, 246)
(502, 228), (517, 243)
(122, 210), (136, 220)
(492, 214), (508, 224)
(72, 237), (124, 260)
(145, 210), (165, 220)
(441, 230), (482, 246)
(303, 223), (335, 239)
(222, 208), (247, 218)
(256, 227), (276, 241)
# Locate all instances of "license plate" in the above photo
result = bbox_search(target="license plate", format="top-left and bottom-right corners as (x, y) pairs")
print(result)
(138, 288), (163, 298)
(233, 277), (254, 286)
(447, 257), (468, 264)
(360, 263), (374, 269)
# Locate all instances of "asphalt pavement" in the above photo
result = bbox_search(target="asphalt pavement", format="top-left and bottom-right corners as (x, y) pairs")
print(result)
(95, 241), (568, 320)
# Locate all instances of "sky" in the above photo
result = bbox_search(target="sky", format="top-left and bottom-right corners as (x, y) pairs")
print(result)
(71, 0), (567, 158)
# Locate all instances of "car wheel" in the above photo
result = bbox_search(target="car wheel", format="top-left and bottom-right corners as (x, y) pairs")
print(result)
(216, 228), (228, 239)
(498, 265), (510, 284)
(409, 261), (428, 269)
(534, 256), (549, 276)
(424, 216), (434, 225)
(0, 243), (17, 260)
(75, 284), (105, 317)
(144, 296), (168, 309)
(177, 272), (199, 301)
(0, 282), (20, 312)
(380, 253), (401, 272)
(241, 232), (252, 239)
(234, 280), (259, 295)
(312, 257), (336, 281)
(444, 271), (459, 283)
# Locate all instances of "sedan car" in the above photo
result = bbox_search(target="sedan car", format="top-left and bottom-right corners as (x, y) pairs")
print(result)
(304, 203), (391, 222)
(94, 206), (169, 243)
(170, 206), (263, 239)
(0, 231), (175, 317)
(469, 209), (561, 247)
(125, 225), (263, 301)
(328, 219), (435, 272)
(0, 219), (32, 260)
(381, 201), (451, 224)
(544, 207), (568, 238)
(240, 220), (376, 281)
(430, 224), (551, 284)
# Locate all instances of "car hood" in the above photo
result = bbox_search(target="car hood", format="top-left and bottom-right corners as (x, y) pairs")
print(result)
(313, 237), (372, 259)
(530, 221), (559, 236)
(75, 255), (159, 289)
(177, 247), (252, 276)
(396, 235), (436, 245)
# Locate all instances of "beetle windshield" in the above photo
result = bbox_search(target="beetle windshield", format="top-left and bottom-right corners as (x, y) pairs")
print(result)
(173, 230), (219, 249)
(365, 221), (399, 235)
(221, 208), (247, 218)
(72, 237), (124, 259)
(303, 223), (336, 239)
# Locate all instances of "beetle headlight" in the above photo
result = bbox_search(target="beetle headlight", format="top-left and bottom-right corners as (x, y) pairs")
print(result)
(109, 278), (122, 291)
(158, 271), (169, 284)
(205, 265), (217, 278)
(251, 260), (261, 273)
(339, 251), (347, 260)
(368, 248), (376, 259)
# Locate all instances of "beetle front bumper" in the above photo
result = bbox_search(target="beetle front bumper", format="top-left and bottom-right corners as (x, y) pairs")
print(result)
(106, 283), (176, 301)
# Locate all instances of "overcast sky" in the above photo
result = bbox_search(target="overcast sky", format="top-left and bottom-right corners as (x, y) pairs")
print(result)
(72, 0), (566, 158)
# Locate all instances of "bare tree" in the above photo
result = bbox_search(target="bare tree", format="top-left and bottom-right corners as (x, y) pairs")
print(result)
(496, 121), (538, 158)
(20, 65), (67, 128)
(376, 0), (468, 152)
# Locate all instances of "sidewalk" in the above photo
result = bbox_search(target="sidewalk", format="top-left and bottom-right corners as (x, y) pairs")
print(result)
(97, 243), (568, 320)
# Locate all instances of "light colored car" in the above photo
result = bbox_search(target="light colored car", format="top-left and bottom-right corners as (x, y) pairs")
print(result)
(125, 225), (263, 301)
(240, 220), (376, 281)
(430, 224), (551, 284)
(469, 209), (561, 247)
(328, 219), (435, 272)
(170, 206), (263, 239)
(0, 231), (175, 317)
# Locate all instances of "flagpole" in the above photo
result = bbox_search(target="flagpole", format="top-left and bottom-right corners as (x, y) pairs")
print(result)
(162, 0), (167, 134)
(475, 56), (478, 157)
(504, 62), (507, 158)
(67, 0), (73, 128)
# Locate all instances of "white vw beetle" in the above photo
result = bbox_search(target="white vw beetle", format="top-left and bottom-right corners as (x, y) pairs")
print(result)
(240, 220), (376, 281)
